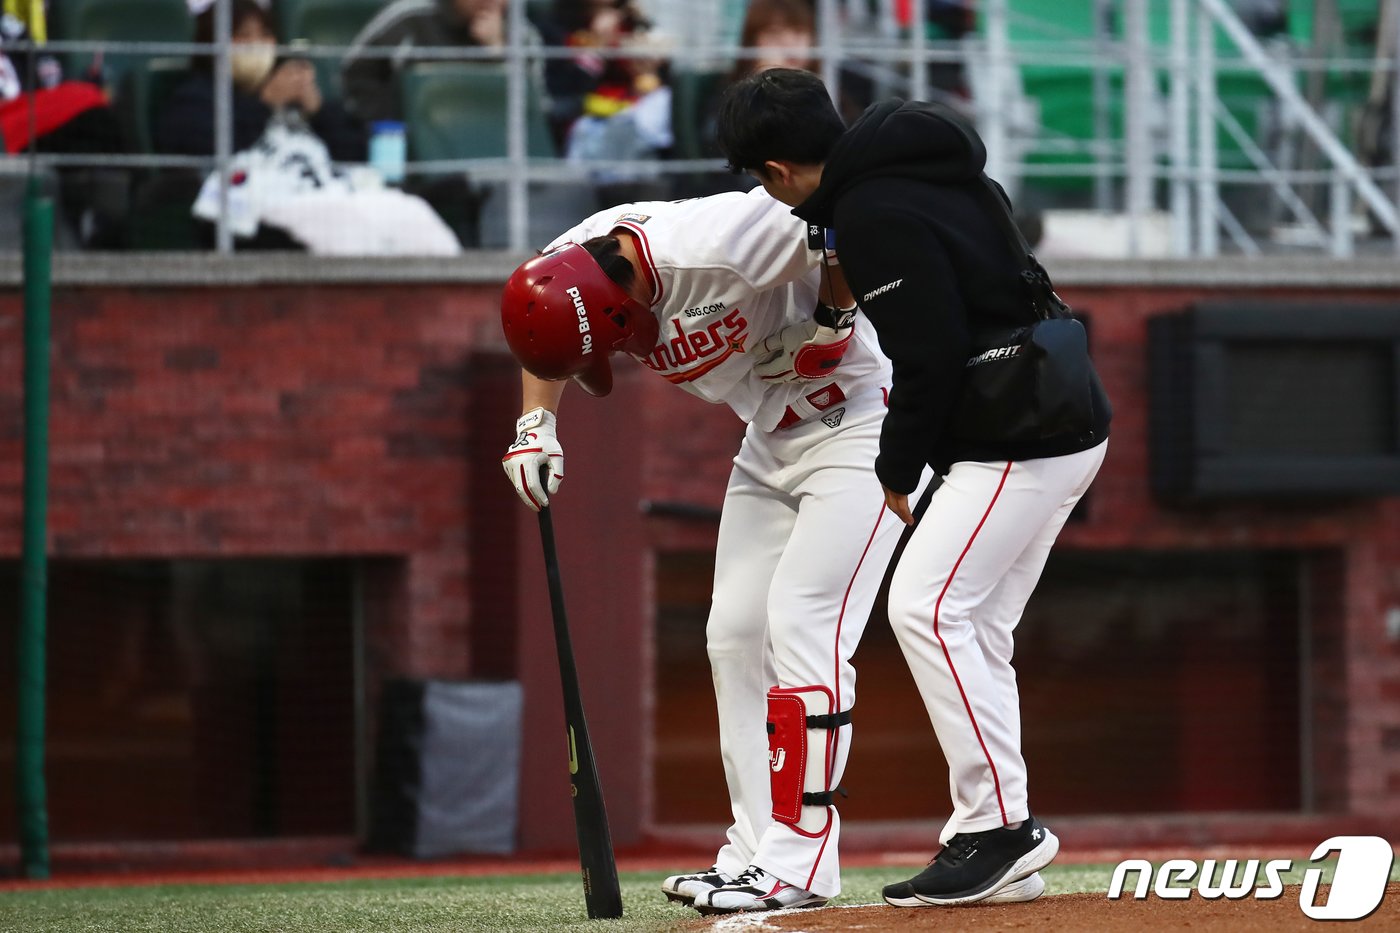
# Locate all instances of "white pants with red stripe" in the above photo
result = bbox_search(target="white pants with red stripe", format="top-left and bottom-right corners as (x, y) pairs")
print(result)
(887, 440), (1108, 843)
(706, 396), (929, 898)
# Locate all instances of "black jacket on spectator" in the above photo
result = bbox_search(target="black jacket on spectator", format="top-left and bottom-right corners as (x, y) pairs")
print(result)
(794, 99), (1110, 491)
(155, 71), (367, 162)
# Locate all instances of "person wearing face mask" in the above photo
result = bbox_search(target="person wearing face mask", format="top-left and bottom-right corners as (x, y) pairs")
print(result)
(156, 0), (366, 162)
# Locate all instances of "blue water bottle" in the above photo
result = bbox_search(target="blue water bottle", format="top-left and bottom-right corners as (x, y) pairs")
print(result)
(369, 120), (407, 185)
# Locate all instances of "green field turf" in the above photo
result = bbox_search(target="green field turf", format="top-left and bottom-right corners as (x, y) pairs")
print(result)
(0, 860), (1382, 933)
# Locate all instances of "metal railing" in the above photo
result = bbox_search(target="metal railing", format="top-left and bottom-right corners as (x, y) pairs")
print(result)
(4, 0), (1397, 258)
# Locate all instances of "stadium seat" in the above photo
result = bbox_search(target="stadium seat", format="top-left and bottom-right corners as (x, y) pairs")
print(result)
(400, 63), (554, 161)
(50, 0), (193, 91)
(105, 53), (199, 248)
(399, 63), (579, 247)
(279, 0), (389, 43)
(278, 0), (390, 97)
(0, 166), (70, 251)
(1301, 0), (1377, 148)
(124, 170), (205, 250)
(113, 56), (189, 155)
(1000, 1), (1284, 191)
(670, 70), (725, 161)
(524, 0), (552, 27)
(999, 0), (1111, 194)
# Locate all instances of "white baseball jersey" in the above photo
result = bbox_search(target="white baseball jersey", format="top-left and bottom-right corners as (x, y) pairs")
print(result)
(547, 188), (890, 431)
(549, 189), (905, 900)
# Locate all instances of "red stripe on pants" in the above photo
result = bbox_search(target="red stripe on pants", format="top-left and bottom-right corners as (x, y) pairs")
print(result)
(930, 461), (1014, 826)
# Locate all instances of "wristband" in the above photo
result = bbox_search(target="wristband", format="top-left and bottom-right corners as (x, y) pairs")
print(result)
(515, 407), (549, 433)
(823, 227), (839, 265)
(813, 303), (858, 330)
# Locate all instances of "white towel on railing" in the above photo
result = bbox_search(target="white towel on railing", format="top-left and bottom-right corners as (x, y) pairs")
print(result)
(193, 112), (460, 255)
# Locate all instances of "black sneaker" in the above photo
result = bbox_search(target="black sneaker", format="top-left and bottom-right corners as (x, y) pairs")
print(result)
(882, 815), (1059, 907)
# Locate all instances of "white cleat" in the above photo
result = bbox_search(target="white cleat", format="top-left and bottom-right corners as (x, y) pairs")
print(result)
(692, 865), (828, 915)
(983, 870), (1046, 904)
(661, 865), (733, 905)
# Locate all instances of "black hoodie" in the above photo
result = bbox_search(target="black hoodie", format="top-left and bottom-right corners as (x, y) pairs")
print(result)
(794, 99), (1110, 492)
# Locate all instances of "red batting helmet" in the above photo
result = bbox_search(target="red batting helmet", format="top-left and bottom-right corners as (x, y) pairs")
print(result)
(501, 242), (659, 397)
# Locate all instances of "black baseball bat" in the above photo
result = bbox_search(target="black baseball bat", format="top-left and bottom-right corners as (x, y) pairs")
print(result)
(536, 473), (624, 920)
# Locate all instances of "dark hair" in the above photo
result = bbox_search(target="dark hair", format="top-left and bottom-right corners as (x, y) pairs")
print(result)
(581, 235), (636, 292)
(735, 0), (815, 77)
(715, 67), (844, 174)
(550, 0), (650, 35)
(740, 0), (814, 46)
(192, 0), (277, 72)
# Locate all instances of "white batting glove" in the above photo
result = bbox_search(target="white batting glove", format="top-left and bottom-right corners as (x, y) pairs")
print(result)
(502, 407), (563, 511)
(754, 305), (856, 382)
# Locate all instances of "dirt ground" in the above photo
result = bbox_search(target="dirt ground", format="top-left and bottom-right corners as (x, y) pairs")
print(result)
(681, 883), (1400, 932)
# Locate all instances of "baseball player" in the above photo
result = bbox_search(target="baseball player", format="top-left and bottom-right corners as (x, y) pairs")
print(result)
(499, 188), (955, 914)
(715, 70), (1111, 908)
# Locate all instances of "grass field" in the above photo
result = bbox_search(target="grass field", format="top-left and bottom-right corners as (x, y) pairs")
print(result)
(0, 865), (1080, 933)
(3, 860), (1387, 933)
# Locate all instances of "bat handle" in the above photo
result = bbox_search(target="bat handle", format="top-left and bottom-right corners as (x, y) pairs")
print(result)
(539, 463), (553, 512)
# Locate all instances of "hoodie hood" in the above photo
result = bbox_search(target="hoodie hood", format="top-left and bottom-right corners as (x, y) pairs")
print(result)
(796, 99), (986, 226)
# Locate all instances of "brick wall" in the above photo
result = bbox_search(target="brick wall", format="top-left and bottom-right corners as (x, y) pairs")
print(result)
(1, 285), (491, 679)
(3, 275), (1400, 849)
(1050, 283), (1400, 819)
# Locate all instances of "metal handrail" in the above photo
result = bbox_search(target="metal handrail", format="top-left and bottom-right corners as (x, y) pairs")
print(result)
(4, 0), (1395, 257)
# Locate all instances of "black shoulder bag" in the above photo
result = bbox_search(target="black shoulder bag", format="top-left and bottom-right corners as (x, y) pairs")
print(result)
(947, 178), (1108, 446)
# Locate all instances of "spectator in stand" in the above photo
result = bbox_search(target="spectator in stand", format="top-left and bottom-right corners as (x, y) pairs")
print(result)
(341, 0), (544, 125)
(719, 0), (818, 133)
(667, 0), (816, 200)
(156, 0), (366, 162)
(340, 0), (548, 246)
(733, 0), (816, 76)
(0, 13), (120, 154)
(530, 0), (671, 204)
(692, 0), (816, 165)
(533, 0), (668, 153)
(1, 12), (129, 246)
(723, 0), (872, 125)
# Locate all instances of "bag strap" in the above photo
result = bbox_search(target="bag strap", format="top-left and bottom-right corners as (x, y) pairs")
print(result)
(975, 175), (1071, 321)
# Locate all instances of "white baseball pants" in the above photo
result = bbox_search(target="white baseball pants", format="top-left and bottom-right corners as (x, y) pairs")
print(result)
(705, 394), (931, 898)
(887, 440), (1108, 843)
